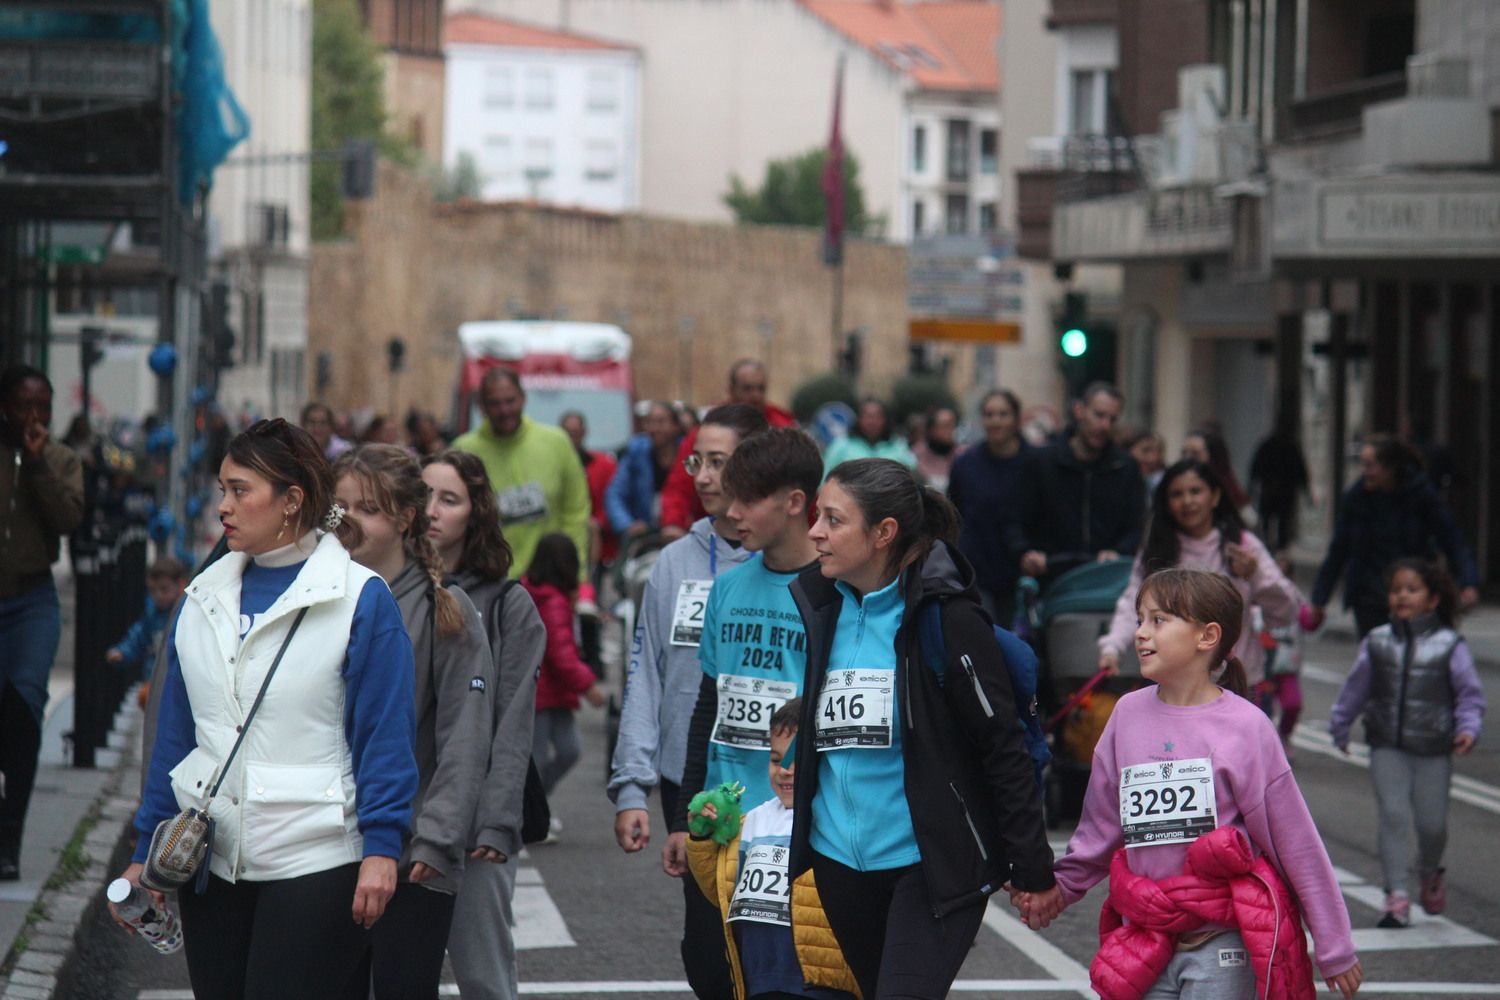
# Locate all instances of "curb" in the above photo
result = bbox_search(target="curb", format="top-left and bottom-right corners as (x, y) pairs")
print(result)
(0, 701), (143, 1000)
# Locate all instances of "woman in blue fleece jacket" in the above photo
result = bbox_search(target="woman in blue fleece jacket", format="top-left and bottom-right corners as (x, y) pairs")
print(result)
(115, 419), (419, 1000)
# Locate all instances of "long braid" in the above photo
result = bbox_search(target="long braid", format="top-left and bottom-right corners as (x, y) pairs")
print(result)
(412, 529), (464, 636)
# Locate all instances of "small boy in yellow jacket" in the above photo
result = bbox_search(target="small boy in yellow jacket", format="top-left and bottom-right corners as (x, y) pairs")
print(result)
(687, 699), (859, 1000)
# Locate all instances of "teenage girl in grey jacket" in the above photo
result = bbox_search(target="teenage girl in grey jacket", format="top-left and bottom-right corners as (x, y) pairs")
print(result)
(423, 449), (548, 1000)
(335, 445), (495, 999)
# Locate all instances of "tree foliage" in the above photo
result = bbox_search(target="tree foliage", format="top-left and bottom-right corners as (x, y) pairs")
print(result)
(791, 372), (859, 424)
(310, 0), (412, 239)
(432, 152), (484, 203)
(890, 374), (958, 428)
(723, 148), (872, 234)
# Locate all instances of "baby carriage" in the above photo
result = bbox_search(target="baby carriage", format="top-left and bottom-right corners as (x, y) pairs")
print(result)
(1017, 556), (1136, 826)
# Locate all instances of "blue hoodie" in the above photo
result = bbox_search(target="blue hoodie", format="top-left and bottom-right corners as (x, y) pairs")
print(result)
(809, 574), (920, 871)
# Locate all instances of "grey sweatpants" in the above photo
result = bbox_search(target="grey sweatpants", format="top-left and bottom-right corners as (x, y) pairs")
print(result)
(448, 855), (520, 1000)
(1140, 931), (1255, 1000)
(533, 707), (582, 794)
(1370, 746), (1452, 896)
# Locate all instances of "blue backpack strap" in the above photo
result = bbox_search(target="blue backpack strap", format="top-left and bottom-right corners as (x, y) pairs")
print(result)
(917, 599), (947, 685)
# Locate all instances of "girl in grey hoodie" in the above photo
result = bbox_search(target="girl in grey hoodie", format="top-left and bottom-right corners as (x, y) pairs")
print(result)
(423, 449), (548, 1000)
(335, 445), (495, 1000)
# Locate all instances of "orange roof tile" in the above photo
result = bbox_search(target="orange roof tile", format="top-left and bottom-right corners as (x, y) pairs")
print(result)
(800, 0), (1000, 92)
(444, 12), (635, 51)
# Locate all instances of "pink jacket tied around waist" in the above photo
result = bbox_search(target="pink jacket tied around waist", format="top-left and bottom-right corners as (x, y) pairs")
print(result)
(1093, 826), (1315, 1000)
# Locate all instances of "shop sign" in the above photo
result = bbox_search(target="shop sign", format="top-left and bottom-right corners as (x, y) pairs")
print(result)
(1319, 186), (1500, 250)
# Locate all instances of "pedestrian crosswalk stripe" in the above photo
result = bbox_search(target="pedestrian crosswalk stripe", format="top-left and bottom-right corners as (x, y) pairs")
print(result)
(515, 862), (576, 949)
(1328, 865), (1496, 952)
(1291, 722), (1500, 814)
(980, 902), (1095, 999)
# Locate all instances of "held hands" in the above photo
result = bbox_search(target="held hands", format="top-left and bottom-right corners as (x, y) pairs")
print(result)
(352, 855), (397, 928)
(1225, 542), (1258, 580)
(1006, 883), (1066, 930)
(1326, 960), (1363, 999)
(614, 808), (650, 853)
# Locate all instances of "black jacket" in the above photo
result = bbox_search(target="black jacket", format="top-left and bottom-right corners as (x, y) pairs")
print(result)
(786, 542), (1055, 916)
(1012, 438), (1146, 563)
(1311, 474), (1478, 609)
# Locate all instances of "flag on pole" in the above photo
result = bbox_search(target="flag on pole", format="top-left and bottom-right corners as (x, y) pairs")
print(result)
(822, 54), (846, 267)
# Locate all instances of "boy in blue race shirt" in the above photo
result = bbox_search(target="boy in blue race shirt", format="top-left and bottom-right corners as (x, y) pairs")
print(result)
(688, 699), (858, 1000)
(671, 428), (823, 859)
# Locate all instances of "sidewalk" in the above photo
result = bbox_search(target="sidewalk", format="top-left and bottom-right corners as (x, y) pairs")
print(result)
(0, 568), (144, 1000)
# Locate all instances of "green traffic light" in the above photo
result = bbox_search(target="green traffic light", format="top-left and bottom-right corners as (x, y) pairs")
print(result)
(1060, 328), (1088, 358)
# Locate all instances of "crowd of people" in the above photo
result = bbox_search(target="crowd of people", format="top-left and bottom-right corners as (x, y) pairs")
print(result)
(0, 357), (1487, 1000)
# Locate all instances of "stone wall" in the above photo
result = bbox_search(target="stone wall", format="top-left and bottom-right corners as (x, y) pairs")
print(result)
(308, 162), (910, 424)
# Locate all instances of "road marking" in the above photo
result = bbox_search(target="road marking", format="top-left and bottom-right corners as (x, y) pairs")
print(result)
(980, 901), (1095, 999)
(1301, 663), (1348, 685)
(1326, 865), (1497, 952)
(1291, 723), (1500, 814)
(140, 981), (1500, 999)
(513, 861), (576, 949)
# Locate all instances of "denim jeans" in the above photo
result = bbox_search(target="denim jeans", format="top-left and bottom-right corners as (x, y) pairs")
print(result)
(0, 578), (60, 725)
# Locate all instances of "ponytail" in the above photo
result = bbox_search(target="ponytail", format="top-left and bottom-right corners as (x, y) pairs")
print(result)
(826, 459), (960, 574)
(1218, 655), (1249, 699)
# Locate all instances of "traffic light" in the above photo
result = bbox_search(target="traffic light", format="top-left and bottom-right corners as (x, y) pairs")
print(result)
(1054, 291), (1116, 395)
(206, 281), (235, 370)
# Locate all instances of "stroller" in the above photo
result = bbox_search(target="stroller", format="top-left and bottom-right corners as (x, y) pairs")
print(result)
(602, 530), (666, 780)
(1017, 556), (1136, 826)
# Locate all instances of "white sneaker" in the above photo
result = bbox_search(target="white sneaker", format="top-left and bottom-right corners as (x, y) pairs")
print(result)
(542, 815), (563, 844)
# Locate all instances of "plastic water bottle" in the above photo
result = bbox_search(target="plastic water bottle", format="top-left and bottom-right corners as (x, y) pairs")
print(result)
(106, 878), (183, 954)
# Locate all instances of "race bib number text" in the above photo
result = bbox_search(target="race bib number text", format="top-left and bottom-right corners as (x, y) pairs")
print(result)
(711, 676), (797, 749)
(670, 580), (713, 647)
(814, 669), (894, 750)
(728, 842), (793, 926)
(1119, 757), (1217, 847)
(497, 482), (548, 524)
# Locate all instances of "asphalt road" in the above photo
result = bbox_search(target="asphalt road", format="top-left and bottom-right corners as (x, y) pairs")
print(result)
(64, 629), (1500, 1000)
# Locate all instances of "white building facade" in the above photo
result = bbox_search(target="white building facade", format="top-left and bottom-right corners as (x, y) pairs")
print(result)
(904, 93), (1001, 240)
(443, 14), (641, 212)
(207, 0), (313, 422)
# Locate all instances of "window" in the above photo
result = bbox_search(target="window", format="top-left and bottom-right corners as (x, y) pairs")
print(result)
(945, 119), (970, 182)
(912, 200), (925, 236)
(484, 135), (514, 178)
(585, 139), (617, 181)
(524, 137), (553, 183)
(945, 194), (968, 235)
(979, 128), (998, 174)
(485, 67), (514, 109)
(586, 69), (618, 112)
(1069, 68), (1114, 135)
(978, 201), (997, 234)
(912, 125), (927, 173)
(525, 67), (555, 110)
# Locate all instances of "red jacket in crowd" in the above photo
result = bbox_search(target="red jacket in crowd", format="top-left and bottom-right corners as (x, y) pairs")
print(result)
(524, 579), (598, 711)
(1092, 826), (1316, 1000)
(659, 402), (797, 530)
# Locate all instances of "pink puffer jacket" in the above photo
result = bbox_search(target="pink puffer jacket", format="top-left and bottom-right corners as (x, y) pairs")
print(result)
(1091, 827), (1316, 1000)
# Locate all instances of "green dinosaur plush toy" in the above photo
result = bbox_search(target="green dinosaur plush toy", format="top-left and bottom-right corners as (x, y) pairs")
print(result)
(688, 781), (746, 846)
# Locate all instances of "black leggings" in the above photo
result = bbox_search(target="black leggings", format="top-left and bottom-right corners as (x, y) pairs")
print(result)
(811, 852), (986, 1000)
(342, 879), (457, 999)
(661, 779), (735, 1000)
(178, 863), (369, 1000)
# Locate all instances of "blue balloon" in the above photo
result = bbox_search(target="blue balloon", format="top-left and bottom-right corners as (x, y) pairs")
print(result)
(147, 426), (177, 454)
(186, 494), (205, 519)
(191, 385), (212, 405)
(148, 508), (176, 542)
(188, 439), (206, 464)
(148, 343), (178, 376)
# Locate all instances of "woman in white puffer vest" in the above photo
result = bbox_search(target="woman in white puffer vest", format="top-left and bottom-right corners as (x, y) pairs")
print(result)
(116, 418), (420, 1000)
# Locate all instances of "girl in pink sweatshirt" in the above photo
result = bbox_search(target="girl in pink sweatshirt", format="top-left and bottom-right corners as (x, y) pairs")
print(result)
(1098, 459), (1302, 686)
(1023, 568), (1362, 1000)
